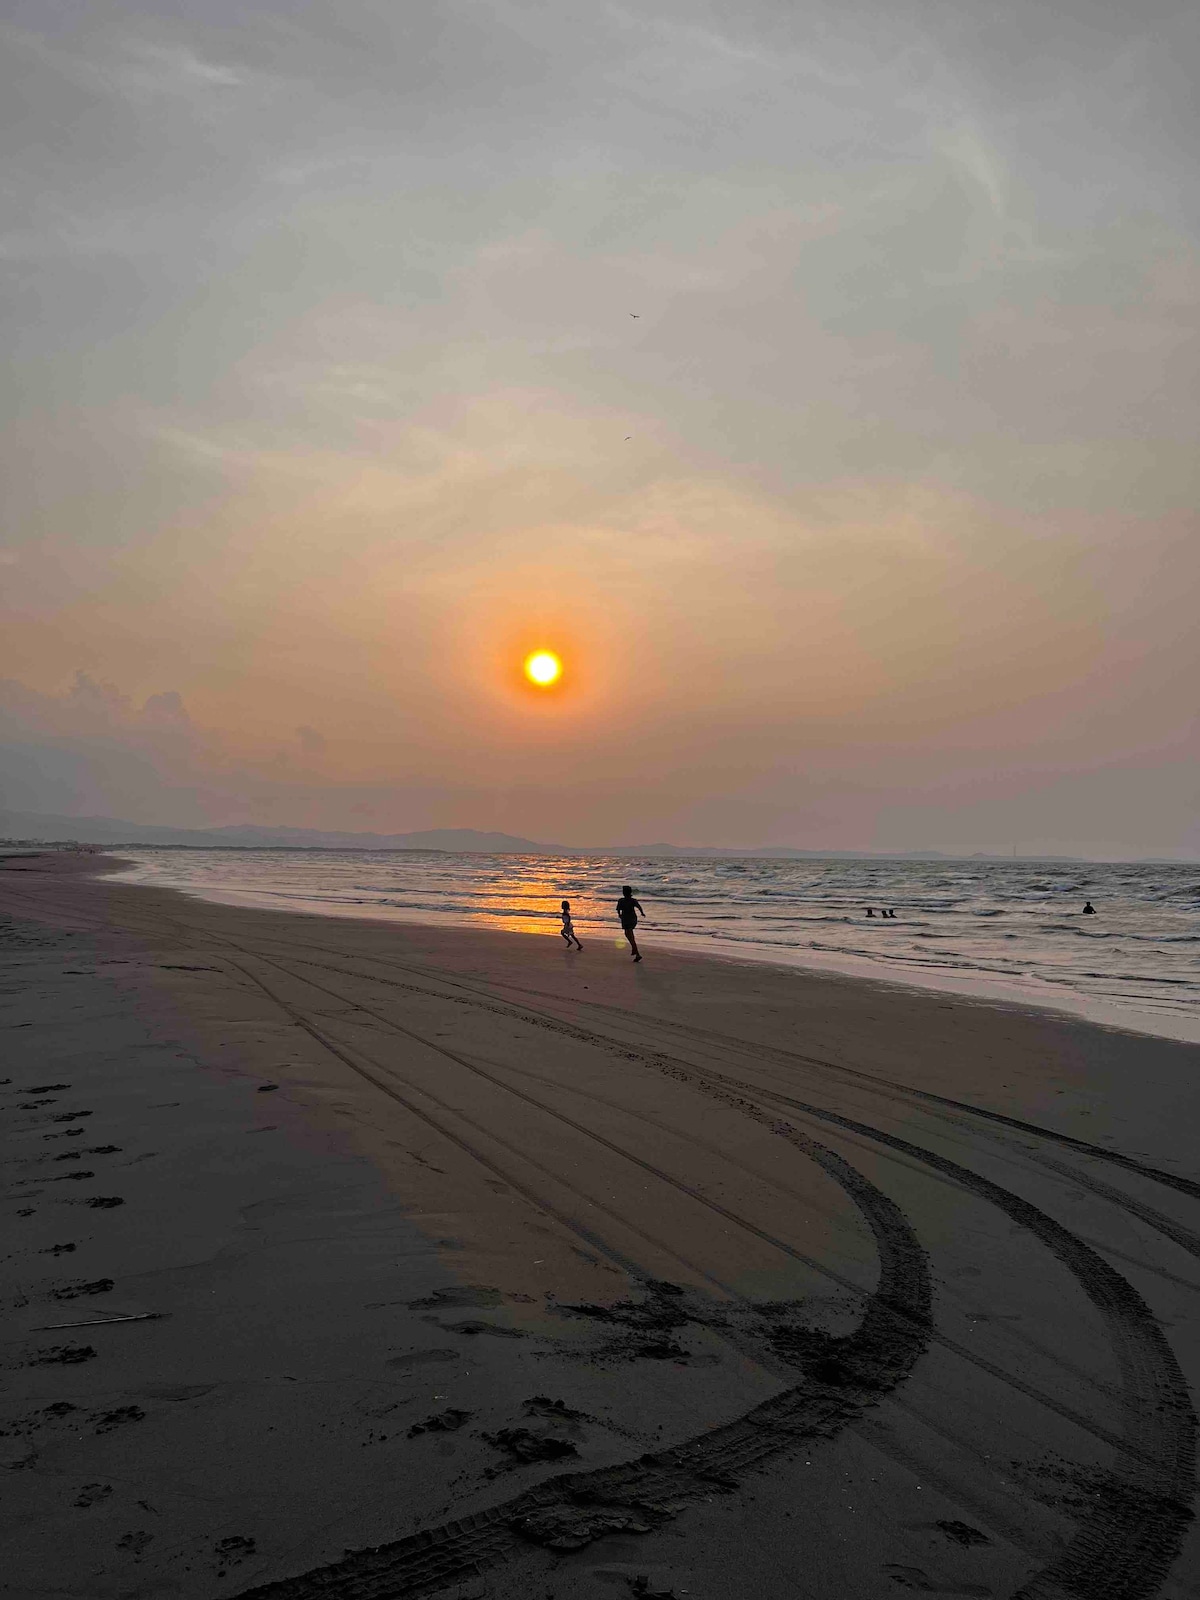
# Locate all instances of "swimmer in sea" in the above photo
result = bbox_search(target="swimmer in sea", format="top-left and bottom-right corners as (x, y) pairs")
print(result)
(1082, 901), (1096, 915)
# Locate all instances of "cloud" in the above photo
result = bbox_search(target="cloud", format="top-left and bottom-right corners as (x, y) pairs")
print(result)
(119, 41), (246, 94)
(1, 2), (1197, 855)
(3, 24), (256, 104)
(0, 672), (196, 750)
(0, 672), (323, 826)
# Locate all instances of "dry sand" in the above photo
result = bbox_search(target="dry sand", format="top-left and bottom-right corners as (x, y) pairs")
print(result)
(2, 851), (1199, 1600)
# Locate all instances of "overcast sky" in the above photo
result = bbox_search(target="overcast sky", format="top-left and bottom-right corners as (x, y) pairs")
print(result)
(2, 0), (1197, 854)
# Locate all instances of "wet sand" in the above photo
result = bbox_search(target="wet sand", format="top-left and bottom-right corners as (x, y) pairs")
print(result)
(2, 851), (1199, 1600)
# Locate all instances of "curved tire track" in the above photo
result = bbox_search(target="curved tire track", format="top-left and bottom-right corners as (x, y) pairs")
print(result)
(253, 934), (1200, 1209)
(248, 943), (1197, 1599)
(249, 935), (1200, 1306)
(216, 953), (932, 1600)
(239, 950), (1182, 1459)
(697, 1076), (1197, 1600)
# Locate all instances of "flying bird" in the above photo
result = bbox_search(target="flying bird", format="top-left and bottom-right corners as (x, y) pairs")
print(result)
(629, 313), (640, 318)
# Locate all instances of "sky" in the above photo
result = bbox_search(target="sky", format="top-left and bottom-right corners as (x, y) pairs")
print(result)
(1, 0), (1197, 857)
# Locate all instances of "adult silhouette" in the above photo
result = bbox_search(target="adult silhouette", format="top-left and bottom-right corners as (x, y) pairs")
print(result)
(616, 886), (646, 962)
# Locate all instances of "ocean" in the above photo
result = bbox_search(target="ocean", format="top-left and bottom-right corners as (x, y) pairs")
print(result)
(112, 849), (1200, 1044)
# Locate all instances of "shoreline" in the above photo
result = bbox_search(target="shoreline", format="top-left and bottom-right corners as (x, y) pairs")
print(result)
(3, 850), (1199, 1599)
(9, 848), (1200, 1189)
(110, 851), (1200, 1047)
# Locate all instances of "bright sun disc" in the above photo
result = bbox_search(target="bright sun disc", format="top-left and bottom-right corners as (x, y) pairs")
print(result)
(524, 650), (562, 687)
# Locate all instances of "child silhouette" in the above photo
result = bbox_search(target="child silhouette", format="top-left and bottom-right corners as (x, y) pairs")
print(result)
(560, 899), (583, 950)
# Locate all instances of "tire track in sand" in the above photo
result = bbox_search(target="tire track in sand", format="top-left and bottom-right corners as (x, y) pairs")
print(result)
(235, 944), (1196, 1600)
(242, 949), (1181, 1460)
(264, 938), (1200, 1269)
(688, 1072), (1197, 1600)
(214, 949), (932, 1600)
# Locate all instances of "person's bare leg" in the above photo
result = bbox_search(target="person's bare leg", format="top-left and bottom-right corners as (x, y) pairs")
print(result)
(625, 929), (641, 961)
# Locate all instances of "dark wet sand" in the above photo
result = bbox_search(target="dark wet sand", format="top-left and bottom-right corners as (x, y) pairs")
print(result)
(2, 851), (1199, 1600)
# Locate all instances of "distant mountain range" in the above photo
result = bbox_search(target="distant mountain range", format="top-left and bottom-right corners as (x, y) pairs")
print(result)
(0, 806), (941, 858)
(1, 807), (1174, 863)
(0, 810), (550, 853)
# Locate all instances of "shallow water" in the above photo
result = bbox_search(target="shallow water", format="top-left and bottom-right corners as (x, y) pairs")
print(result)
(114, 849), (1200, 1043)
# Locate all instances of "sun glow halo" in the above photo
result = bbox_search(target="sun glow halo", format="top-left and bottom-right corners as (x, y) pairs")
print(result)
(524, 650), (562, 688)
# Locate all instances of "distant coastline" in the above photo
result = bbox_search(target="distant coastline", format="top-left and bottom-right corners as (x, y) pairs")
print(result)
(2, 808), (1196, 864)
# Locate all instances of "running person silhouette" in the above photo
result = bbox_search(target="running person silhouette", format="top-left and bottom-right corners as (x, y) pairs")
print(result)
(560, 899), (583, 950)
(616, 886), (646, 961)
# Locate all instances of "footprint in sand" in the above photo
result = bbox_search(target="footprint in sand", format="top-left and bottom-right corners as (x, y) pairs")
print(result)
(406, 1285), (504, 1310)
(116, 1531), (153, 1558)
(407, 1408), (473, 1437)
(28, 1345), (96, 1366)
(213, 1535), (256, 1573)
(936, 1520), (992, 1547)
(93, 1406), (145, 1434)
(52, 1279), (114, 1300)
(386, 1348), (460, 1370)
(74, 1483), (112, 1508)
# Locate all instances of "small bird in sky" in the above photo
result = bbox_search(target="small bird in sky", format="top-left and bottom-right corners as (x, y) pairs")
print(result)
(625, 435), (632, 440)
(629, 312), (640, 318)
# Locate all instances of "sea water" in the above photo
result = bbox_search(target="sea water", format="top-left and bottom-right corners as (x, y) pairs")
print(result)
(112, 849), (1200, 1043)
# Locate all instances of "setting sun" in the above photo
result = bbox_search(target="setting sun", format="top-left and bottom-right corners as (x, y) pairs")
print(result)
(524, 650), (562, 687)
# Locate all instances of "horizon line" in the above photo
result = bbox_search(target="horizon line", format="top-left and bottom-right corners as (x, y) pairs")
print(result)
(2, 810), (1197, 867)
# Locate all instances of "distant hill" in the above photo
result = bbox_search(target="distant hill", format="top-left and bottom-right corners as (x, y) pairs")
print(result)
(582, 842), (947, 859)
(0, 809), (929, 857)
(2, 808), (1150, 862)
(0, 810), (546, 853)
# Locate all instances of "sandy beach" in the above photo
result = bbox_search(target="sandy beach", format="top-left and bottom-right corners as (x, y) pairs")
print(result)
(3, 851), (1199, 1600)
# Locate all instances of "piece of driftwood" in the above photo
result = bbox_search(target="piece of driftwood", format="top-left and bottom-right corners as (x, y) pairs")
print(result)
(33, 1312), (166, 1331)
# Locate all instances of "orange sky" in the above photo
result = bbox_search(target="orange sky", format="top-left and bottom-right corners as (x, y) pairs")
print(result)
(1, 2), (1197, 856)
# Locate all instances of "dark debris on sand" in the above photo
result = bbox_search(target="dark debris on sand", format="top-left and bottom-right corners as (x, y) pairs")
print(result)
(629, 1578), (678, 1599)
(523, 1396), (590, 1422)
(937, 1518), (992, 1546)
(94, 1406), (145, 1434)
(52, 1278), (114, 1299)
(407, 1409), (473, 1438)
(28, 1345), (96, 1366)
(554, 1278), (851, 1373)
(483, 1428), (580, 1465)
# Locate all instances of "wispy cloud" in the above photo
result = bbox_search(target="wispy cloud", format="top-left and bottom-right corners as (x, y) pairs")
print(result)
(122, 40), (245, 91)
(1, 23), (253, 99)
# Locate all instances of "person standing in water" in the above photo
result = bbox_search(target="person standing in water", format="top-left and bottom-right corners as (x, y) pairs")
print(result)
(616, 886), (646, 962)
(560, 899), (583, 950)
